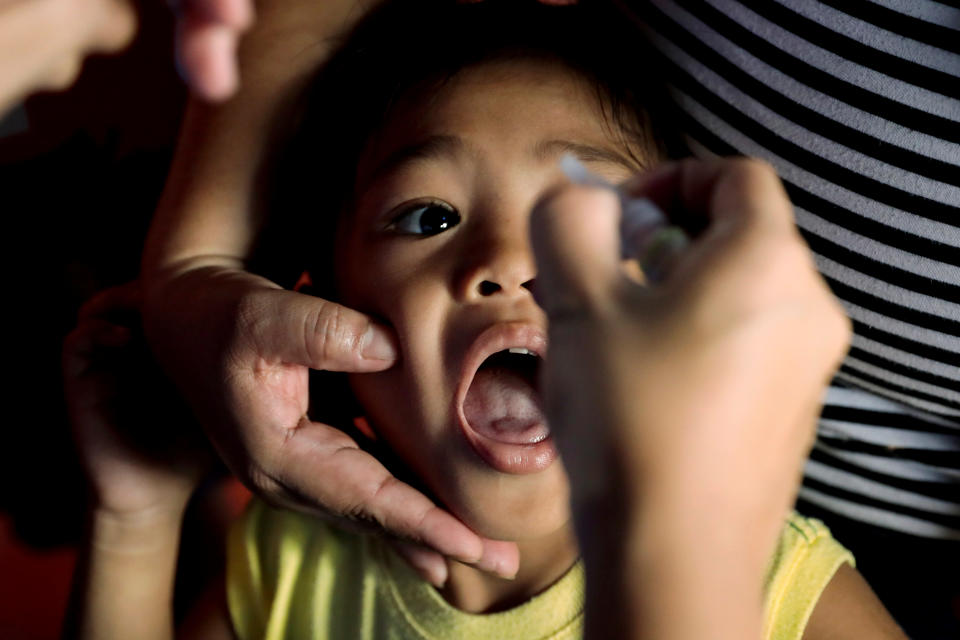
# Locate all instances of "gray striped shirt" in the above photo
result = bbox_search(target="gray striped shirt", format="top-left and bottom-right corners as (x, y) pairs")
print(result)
(641, 0), (960, 538)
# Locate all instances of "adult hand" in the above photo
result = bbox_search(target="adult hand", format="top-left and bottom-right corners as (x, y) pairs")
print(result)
(0, 0), (136, 116)
(174, 0), (579, 101)
(530, 158), (851, 639)
(142, 266), (519, 586)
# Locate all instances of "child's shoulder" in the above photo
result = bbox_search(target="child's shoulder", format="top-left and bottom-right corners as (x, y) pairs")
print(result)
(224, 499), (587, 640)
(763, 512), (855, 640)
(226, 498), (380, 639)
(229, 497), (374, 578)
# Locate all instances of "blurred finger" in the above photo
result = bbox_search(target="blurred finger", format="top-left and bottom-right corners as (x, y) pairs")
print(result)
(77, 282), (141, 322)
(89, 0), (138, 54)
(389, 540), (448, 587)
(62, 318), (133, 380)
(175, 0), (253, 29)
(176, 16), (239, 101)
(240, 289), (397, 372)
(529, 184), (624, 320)
(623, 158), (794, 240)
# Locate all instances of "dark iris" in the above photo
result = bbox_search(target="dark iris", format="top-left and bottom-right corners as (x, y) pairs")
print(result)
(391, 202), (461, 236)
(416, 204), (459, 235)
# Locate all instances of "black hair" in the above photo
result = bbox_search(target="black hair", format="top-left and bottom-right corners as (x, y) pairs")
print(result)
(255, 0), (686, 289)
(251, 0), (687, 475)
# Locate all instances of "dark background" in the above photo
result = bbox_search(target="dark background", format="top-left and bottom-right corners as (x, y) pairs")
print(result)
(0, 5), (191, 636)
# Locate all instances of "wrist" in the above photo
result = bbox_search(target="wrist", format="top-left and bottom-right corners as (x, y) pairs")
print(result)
(629, 477), (780, 572)
(577, 492), (766, 640)
(88, 506), (185, 555)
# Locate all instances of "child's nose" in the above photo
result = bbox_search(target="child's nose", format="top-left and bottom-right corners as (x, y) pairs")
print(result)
(455, 232), (537, 302)
(476, 277), (536, 297)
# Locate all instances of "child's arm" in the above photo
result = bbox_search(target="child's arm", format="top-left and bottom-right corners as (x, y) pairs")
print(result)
(65, 510), (184, 640)
(62, 284), (213, 640)
(803, 565), (906, 639)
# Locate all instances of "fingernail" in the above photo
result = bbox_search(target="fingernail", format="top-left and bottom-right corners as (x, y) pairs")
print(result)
(361, 324), (398, 362)
(429, 564), (449, 588)
(413, 555), (447, 588)
(474, 549), (517, 580)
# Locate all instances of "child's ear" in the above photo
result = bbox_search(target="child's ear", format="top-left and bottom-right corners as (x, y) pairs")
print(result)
(294, 270), (318, 295)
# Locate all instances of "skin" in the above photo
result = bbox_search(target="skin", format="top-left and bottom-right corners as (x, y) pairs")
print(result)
(142, 0), (522, 586)
(139, 0), (589, 593)
(63, 164), (906, 640)
(0, 0), (252, 119)
(58, 3), (905, 635)
(532, 160), (906, 639)
(0, 0), (136, 116)
(333, 58), (646, 611)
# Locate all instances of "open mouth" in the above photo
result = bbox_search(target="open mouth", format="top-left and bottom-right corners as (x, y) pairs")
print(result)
(463, 347), (548, 445)
(456, 323), (556, 474)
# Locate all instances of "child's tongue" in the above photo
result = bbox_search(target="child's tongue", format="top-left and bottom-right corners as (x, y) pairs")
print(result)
(463, 365), (548, 444)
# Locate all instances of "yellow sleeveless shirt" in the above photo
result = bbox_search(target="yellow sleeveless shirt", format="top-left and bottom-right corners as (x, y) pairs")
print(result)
(227, 500), (852, 640)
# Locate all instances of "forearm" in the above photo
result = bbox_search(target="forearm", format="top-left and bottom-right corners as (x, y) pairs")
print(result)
(579, 488), (772, 640)
(64, 508), (185, 640)
(141, 0), (374, 281)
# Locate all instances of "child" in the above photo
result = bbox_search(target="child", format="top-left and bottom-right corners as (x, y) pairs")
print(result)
(65, 2), (904, 638)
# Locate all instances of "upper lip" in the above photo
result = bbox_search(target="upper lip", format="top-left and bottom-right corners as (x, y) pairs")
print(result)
(454, 321), (548, 426)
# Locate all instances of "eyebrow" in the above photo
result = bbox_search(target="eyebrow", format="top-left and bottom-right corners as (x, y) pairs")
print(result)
(366, 134), (469, 184)
(533, 139), (640, 171)
(365, 134), (639, 185)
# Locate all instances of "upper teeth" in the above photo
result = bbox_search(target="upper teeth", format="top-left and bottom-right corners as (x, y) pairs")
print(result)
(507, 348), (536, 356)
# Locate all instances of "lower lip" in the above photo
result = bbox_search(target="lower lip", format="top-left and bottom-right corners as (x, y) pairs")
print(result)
(457, 415), (558, 475)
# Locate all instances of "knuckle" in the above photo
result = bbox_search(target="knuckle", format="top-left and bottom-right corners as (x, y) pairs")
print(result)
(234, 290), (271, 347)
(368, 475), (424, 534)
(723, 157), (779, 188)
(738, 156), (777, 178)
(306, 300), (345, 365)
(245, 464), (286, 500)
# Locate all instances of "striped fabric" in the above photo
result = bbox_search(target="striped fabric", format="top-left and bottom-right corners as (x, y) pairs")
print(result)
(639, 0), (960, 538)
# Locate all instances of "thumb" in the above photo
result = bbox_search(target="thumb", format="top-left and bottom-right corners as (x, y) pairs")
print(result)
(529, 184), (624, 320)
(244, 289), (398, 372)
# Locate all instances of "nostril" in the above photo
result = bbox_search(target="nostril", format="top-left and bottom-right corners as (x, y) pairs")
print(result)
(479, 281), (501, 296)
(521, 278), (535, 292)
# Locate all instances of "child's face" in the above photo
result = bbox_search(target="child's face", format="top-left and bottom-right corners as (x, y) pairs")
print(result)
(335, 59), (646, 541)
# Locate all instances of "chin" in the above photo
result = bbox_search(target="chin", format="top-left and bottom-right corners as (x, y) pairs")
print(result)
(436, 463), (574, 542)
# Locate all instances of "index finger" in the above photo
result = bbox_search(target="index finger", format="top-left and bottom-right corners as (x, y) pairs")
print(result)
(271, 420), (519, 576)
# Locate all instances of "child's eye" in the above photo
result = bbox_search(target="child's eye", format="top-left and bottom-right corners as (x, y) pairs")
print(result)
(387, 202), (461, 236)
